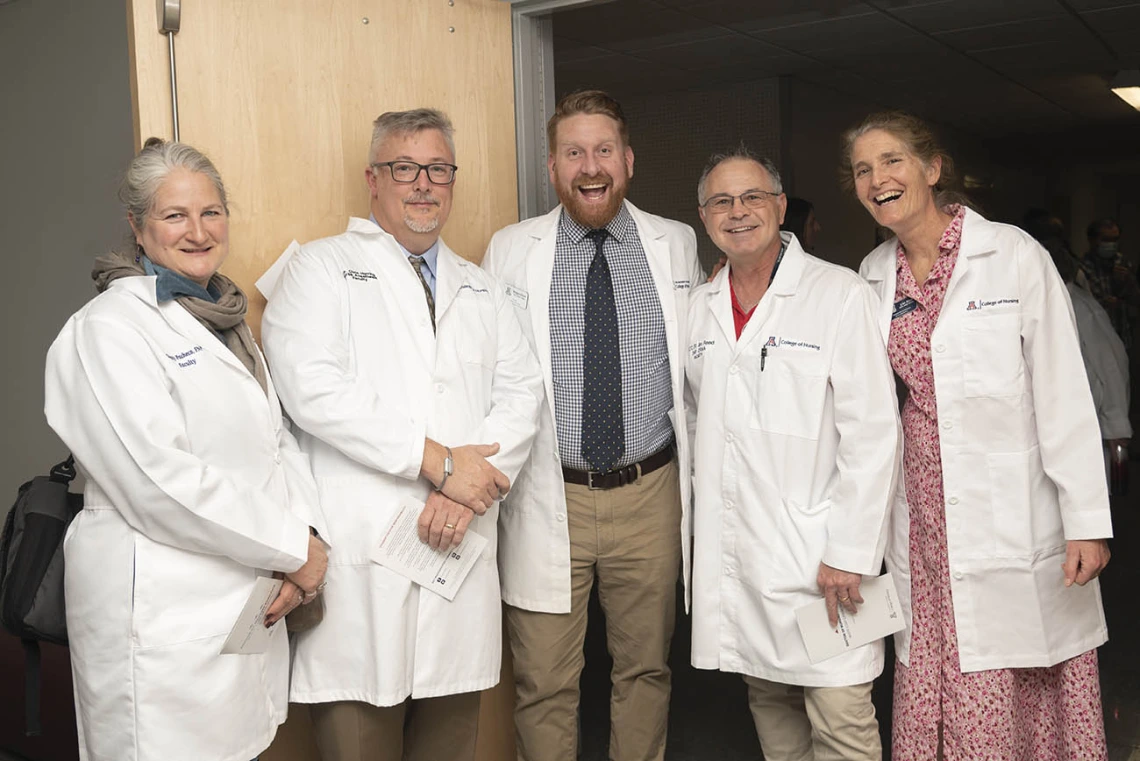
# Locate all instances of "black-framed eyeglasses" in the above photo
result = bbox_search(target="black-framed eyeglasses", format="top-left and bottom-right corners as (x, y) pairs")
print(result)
(371, 161), (458, 185)
(702, 189), (781, 214)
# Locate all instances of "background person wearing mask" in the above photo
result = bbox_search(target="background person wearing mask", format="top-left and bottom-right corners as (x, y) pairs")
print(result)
(44, 139), (329, 761)
(483, 90), (702, 761)
(262, 108), (543, 761)
(1079, 217), (1139, 349)
(685, 148), (900, 761)
(849, 111), (1112, 761)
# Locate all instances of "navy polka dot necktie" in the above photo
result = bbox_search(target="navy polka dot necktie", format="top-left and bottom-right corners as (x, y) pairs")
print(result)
(581, 229), (624, 473)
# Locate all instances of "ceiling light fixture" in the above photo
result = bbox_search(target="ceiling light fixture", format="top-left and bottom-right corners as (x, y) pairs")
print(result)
(1110, 70), (1140, 111)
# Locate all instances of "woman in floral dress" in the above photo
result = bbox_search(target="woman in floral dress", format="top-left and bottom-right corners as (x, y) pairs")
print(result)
(846, 111), (1112, 760)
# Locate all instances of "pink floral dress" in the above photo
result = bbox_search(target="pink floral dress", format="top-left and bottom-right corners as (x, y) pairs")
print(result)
(888, 206), (1107, 760)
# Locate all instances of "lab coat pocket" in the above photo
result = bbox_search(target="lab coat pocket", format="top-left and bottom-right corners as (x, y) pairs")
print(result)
(963, 313), (1024, 397)
(765, 498), (831, 594)
(986, 447), (1059, 555)
(751, 360), (826, 439)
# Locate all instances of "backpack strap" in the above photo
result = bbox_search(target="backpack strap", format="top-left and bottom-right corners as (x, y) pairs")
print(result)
(22, 638), (42, 736)
(49, 455), (76, 485)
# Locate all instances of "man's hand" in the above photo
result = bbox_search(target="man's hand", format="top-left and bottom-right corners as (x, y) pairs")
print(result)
(418, 490), (477, 550)
(1062, 539), (1110, 587)
(435, 441), (510, 513)
(817, 563), (864, 629)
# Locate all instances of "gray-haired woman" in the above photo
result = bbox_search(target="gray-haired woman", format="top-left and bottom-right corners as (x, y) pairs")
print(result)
(44, 138), (328, 761)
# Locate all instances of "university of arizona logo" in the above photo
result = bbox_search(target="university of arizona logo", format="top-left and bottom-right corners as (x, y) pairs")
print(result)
(966, 300), (978, 311)
(765, 336), (778, 347)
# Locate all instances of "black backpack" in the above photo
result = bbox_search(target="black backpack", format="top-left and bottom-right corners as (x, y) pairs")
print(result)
(0, 455), (82, 736)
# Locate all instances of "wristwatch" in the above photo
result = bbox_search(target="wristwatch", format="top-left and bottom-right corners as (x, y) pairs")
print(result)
(436, 446), (454, 491)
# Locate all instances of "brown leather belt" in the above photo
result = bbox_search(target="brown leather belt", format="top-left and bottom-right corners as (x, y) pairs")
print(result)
(562, 444), (675, 490)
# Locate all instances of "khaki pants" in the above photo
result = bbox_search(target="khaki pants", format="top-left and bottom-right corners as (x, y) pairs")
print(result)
(743, 676), (881, 761)
(506, 458), (682, 761)
(309, 693), (480, 761)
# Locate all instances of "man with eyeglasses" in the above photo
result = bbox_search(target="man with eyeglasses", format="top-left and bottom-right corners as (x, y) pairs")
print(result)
(261, 108), (543, 761)
(683, 147), (900, 761)
(482, 90), (703, 761)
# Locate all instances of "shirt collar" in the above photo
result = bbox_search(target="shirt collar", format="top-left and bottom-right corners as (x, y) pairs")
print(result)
(558, 202), (634, 245)
(370, 213), (440, 277)
(895, 203), (967, 273)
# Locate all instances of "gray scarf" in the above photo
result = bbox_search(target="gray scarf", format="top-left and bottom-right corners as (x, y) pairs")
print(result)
(92, 250), (268, 396)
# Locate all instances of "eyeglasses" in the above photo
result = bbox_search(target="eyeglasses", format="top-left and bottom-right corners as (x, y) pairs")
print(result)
(702, 189), (781, 214)
(371, 161), (458, 185)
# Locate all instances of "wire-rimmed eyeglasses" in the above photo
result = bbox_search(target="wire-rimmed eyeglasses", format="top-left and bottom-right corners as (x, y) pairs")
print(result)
(371, 161), (458, 185)
(701, 189), (781, 214)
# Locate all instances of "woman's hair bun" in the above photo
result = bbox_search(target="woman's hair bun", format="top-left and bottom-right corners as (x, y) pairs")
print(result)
(142, 137), (166, 150)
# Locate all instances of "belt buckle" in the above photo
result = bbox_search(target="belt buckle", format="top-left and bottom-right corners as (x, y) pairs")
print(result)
(587, 470), (603, 490)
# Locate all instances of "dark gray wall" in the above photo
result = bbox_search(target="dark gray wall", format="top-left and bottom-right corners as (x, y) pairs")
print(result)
(0, 0), (134, 515)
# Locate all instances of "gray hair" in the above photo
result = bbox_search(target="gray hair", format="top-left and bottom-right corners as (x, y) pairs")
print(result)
(368, 108), (456, 164)
(697, 145), (783, 206)
(120, 138), (228, 228)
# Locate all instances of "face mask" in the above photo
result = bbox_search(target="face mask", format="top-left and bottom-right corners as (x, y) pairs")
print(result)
(1097, 241), (1119, 258)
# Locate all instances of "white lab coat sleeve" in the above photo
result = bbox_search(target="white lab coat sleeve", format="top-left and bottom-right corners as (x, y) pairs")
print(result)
(472, 282), (544, 484)
(262, 247), (426, 480)
(1020, 242), (1113, 539)
(45, 316), (310, 572)
(278, 419), (330, 539)
(821, 283), (899, 574)
(1074, 298), (1132, 440)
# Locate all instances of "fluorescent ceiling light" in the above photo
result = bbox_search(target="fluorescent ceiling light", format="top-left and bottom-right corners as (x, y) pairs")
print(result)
(1110, 70), (1140, 111)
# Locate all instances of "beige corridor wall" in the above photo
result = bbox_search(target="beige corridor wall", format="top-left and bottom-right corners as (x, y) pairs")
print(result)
(126, 2), (520, 759)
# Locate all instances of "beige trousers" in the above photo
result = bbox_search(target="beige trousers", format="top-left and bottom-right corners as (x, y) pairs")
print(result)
(308, 692), (480, 761)
(505, 458), (682, 761)
(743, 676), (881, 761)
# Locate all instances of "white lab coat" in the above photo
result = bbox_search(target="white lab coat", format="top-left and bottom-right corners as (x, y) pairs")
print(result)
(44, 275), (322, 761)
(1068, 282), (1132, 440)
(261, 218), (542, 705)
(481, 201), (703, 613)
(685, 234), (901, 686)
(859, 208), (1112, 672)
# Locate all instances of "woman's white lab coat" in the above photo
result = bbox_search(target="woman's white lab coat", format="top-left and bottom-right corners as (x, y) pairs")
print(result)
(44, 275), (321, 761)
(686, 235), (902, 687)
(859, 208), (1112, 672)
(261, 218), (542, 706)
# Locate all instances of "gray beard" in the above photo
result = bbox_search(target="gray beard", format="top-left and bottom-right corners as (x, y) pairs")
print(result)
(405, 215), (440, 234)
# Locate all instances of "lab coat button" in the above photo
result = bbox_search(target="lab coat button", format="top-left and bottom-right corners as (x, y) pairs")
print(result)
(555, 513), (566, 522)
(725, 501), (734, 511)
(936, 344), (946, 353)
(729, 365), (739, 375)
(942, 420), (952, 430)
(726, 433), (735, 444)
(274, 452), (282, 464)
(948, 497), (959, 505)
(435, 383), (445, 394)
(953, 572), (964, 580)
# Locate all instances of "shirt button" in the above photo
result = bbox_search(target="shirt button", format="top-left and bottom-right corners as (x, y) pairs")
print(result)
(948, 497), (959, 505)
(555, 513), (566, 523)
(936, 344), (946, 353)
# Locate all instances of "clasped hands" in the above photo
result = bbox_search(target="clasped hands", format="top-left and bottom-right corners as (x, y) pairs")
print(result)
(417, 439), (511, 551)
(266, 532), (330, 626)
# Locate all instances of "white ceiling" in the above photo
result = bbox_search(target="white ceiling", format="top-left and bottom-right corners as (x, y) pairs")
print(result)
(552, 0), (1140, 137)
